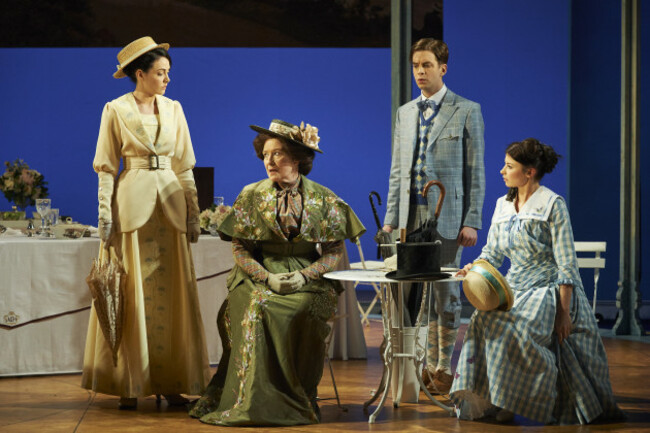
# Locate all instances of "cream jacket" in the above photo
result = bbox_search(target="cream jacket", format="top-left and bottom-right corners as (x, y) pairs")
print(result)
(93, 93), (198, 233)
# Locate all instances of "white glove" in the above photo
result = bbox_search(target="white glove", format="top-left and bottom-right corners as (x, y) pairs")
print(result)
(384, 254), (397, 271)
(267, 272), (299, 294)
(187, 221), (200, 243)
(98, 219), (112, 243)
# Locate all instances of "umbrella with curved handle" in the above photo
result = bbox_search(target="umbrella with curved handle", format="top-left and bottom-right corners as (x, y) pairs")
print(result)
(369, 191), (394, 259)
(369, 191), (382, 230)
(406, 180), (446, 243)
(423, 180), (446, 220)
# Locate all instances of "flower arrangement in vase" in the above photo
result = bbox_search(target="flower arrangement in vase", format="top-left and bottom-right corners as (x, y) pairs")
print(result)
(0, 159), (49, 218)
(199, 204), (231, 236)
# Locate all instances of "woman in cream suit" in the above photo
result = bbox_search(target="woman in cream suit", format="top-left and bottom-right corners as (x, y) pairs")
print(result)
(82, 37), (210, 409)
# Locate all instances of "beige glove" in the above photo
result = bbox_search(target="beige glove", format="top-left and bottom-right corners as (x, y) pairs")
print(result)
(285, 271), (307, 291)
(187, 220), (200, 243)
(177, 169), (200, 243)
(98, 219), (112, 243)
(267, 272), (299, 294)
(97, 172), (115, 243)
(97, 172), (114, 221)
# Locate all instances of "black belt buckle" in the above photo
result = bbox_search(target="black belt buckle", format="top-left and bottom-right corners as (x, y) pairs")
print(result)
(148, 155), (160, 170)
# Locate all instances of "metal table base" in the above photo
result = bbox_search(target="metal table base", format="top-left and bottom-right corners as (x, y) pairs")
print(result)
(325, 269), (457, 423)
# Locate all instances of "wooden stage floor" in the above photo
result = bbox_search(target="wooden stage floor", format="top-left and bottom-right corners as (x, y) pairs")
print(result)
(1, 320), (649, 433)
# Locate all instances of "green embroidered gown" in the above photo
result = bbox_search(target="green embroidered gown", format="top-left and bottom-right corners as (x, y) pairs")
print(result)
(189, 176), (365, 426)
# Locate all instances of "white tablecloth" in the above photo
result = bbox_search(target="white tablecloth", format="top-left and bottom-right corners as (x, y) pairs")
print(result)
(0, 235), (232, 376)
(329, 245), (368, 360)
(0, 235), (366, 376)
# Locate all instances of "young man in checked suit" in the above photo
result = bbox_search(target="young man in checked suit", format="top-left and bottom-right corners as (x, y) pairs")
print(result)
(382, 38), (485, 393)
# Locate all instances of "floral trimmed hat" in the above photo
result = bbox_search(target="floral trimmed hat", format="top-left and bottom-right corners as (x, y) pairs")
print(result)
(250, 119), (322, 153)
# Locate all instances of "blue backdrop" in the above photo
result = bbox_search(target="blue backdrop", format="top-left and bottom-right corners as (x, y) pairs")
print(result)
(569, 0), (623, 312)
(569, 0), (650, 311)
(443, 0), (569, 273)
(0, 47), (393, 261)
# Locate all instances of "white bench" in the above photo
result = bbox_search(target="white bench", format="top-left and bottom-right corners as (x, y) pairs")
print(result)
(574, 241), (606, 318)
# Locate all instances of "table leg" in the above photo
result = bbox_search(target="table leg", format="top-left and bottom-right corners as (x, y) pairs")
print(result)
(364, 281), (395, 423)
(367, 332), (394, 423)
(363, 334), (389, 409)
(393, 281), (405, 407)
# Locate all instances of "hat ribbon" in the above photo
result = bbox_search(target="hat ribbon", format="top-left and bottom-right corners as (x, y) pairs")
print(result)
(469, 264), (507, 307)
(270, 122), (300, 138)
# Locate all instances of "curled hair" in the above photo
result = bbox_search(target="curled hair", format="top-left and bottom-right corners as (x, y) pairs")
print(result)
(505, 138), (561, 201)
(252, 133), (315, 176)
(122, 48), (171, 84)
(410, 38), (449, 65)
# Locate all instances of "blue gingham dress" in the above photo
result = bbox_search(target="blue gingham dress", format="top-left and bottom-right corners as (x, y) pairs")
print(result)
(450, 187), (622, 424)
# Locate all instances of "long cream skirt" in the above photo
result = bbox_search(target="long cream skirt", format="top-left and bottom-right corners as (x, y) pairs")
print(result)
(82, 205), (210, 397)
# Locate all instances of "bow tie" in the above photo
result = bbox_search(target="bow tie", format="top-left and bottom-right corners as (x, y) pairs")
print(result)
(276, 182), (300, 199)
(277, 187), (299, 198)
(417, 99), (438, 113)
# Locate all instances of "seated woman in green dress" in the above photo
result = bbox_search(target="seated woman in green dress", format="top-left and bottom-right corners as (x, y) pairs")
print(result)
(189, 119), (365, 426)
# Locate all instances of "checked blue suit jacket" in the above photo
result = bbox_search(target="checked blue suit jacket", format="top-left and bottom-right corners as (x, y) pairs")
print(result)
(383, 89), (485, 240)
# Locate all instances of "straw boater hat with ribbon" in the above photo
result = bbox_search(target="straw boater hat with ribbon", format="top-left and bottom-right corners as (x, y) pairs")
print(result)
(462, 259), (514, 311)
(113, 36), (169, 79)
(250, 119), (323, 153)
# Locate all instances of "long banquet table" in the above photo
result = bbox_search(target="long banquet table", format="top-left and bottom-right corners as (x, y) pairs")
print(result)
(0, 234), (366, 376)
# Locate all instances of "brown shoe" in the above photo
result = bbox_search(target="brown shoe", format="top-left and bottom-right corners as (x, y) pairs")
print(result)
(432, 369), (453, 394)
(422, 367), (433, 385)
(422, 367), (444, 395)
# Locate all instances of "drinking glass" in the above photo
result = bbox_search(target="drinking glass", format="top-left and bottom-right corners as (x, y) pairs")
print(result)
(214, 196), (224, 207)
(35, 198), (51, 237)
(49, 208), (60, 226)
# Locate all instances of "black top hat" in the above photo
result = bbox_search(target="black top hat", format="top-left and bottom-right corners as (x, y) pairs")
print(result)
(250, 119), (323, 153)
(385, 241), (451, 281)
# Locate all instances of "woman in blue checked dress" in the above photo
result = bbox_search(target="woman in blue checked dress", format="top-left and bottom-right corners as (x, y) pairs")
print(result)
(450, 138), (622, 424)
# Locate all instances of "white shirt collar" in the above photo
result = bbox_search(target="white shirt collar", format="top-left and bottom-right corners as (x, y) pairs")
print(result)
(420, 84), (447, 106)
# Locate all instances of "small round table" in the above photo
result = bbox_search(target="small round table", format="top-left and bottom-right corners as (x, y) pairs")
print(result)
(324, 268), (460, 423)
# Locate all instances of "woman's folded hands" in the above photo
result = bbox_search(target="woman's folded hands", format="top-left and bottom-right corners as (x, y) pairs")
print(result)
(267, 271), (307, 294)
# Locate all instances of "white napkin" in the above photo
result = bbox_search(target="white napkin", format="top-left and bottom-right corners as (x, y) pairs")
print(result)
(0, 227), (26, 237)
(383, 254), (397, 271)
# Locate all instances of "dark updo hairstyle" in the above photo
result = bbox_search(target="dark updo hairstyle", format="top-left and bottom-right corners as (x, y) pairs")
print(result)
(253, 133), (315, 176)
(122, 48), (172, 84)
(505, 138), (561, 201)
